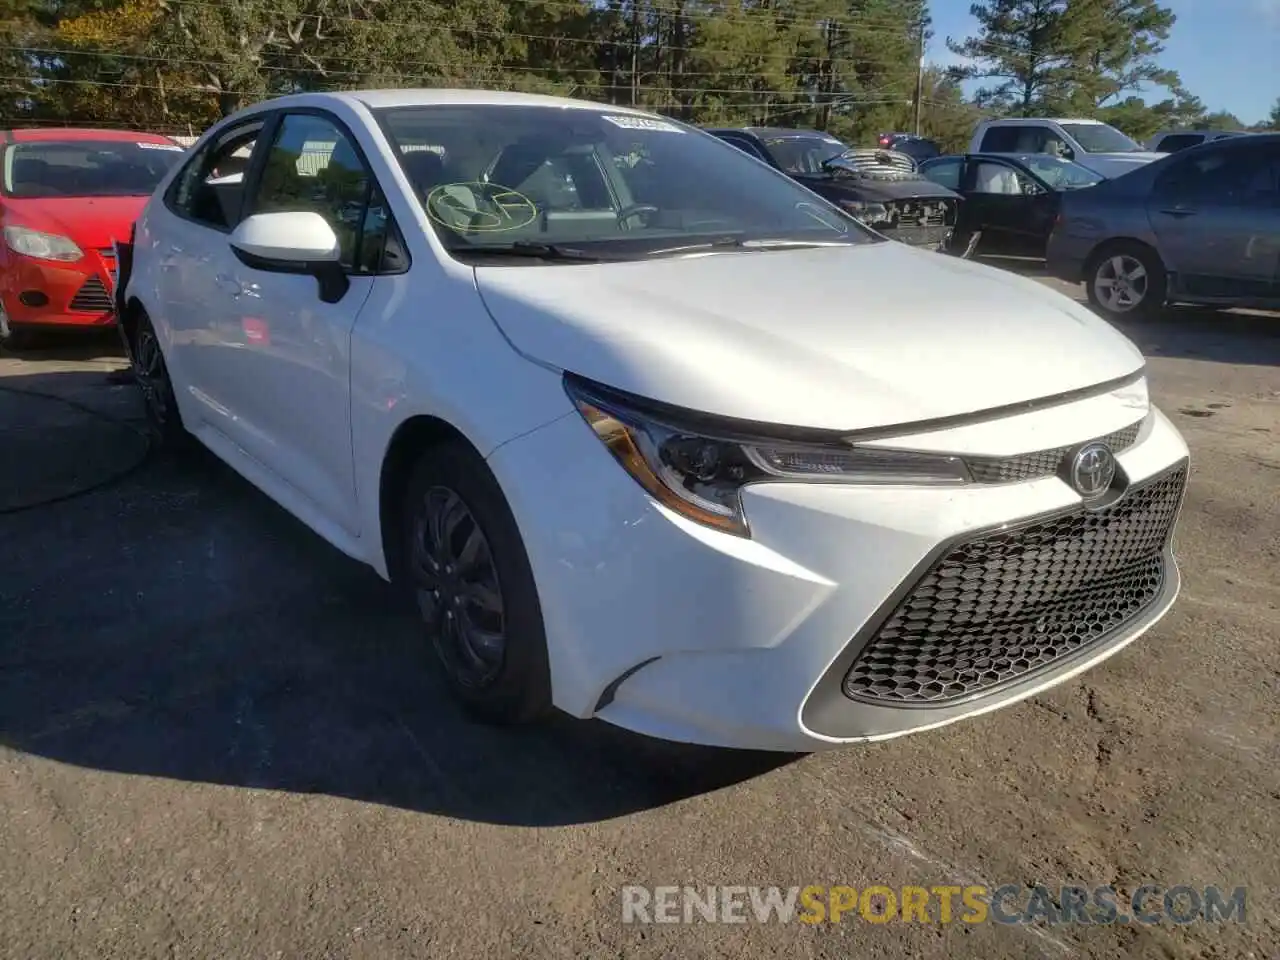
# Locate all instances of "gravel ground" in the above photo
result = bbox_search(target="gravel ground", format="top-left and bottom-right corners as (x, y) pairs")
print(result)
(1, 273), (1278, 960)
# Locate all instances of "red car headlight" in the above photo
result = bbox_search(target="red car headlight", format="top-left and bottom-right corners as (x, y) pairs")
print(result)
(3, 225), (84, 262)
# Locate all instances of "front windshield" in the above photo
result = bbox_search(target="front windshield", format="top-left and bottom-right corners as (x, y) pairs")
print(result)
(760, 135), (848, 174)
(1015, 155), (1103, 189)
(1059, 123), (1143, 154)
(377, 106), (874, 260)
(2, 140), (185, 197)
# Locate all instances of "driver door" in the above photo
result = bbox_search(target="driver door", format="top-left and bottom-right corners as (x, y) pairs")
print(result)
(201, 110), (396, 535)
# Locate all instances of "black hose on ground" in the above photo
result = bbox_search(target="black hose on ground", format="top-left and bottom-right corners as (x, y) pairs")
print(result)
(0, 379), (154, 516)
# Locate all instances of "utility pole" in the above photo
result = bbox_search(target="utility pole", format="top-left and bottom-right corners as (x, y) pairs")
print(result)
(913, 11), (926, 136)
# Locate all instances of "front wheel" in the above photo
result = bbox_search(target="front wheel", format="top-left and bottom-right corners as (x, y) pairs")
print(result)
(399, 441), (553, 725)
(1086, 243), (1166, 320)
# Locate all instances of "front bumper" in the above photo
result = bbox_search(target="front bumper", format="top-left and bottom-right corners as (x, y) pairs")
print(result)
(0, 250), (118, 330)
(488, 391), (1189, 752)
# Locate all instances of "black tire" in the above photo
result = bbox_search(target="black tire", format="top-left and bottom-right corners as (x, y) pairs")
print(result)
(398, 440), (553, 725)
(1085, 242), (1166, 320)
(0, 327), (39, 352)
(129, 310), (191, 450)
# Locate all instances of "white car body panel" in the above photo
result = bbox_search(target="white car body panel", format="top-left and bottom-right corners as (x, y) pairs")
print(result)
(122, 89), (1190, 751)
(474, 242), (1145, 431)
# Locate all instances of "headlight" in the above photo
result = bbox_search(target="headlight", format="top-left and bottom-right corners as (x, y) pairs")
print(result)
(3, 225), (84, 262)
(565, 376), (971, 538)
(837, 200), (891, 225)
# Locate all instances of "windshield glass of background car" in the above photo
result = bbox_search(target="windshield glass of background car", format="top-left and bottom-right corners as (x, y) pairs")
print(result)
(1019, 156), (1103, 188)
(377, 106), (873, 256)
(762, 135), (848, 174)
(2, 141), (184, 198)
(1059, 123), (1143, 153)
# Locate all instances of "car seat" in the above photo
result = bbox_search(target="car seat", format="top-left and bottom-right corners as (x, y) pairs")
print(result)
(975, 163), (1019, 194)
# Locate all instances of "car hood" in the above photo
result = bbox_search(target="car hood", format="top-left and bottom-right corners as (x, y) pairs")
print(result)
(472, 242), (1145, 432)
(4, 196), (148, 249)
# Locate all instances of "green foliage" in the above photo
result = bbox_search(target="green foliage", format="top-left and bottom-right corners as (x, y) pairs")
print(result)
(0, 0), (1253, 150)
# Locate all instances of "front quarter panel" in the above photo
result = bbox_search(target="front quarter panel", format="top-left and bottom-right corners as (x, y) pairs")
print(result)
(349, 263), (573, 579)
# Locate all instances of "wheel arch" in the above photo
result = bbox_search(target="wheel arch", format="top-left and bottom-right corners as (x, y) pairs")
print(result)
(377, 414), (486, 582)
(1083, 236), (1166, 277)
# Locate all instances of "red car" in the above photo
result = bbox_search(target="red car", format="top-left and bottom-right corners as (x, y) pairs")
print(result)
(0, 127), (186, 348)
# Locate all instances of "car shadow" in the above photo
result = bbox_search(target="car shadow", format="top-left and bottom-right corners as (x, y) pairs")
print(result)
(980, 255), (1280, 367)
(0, 369), (802, 827)
(0, 328), (126, 363)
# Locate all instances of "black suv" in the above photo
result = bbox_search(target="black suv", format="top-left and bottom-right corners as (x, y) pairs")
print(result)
(877, 132), (943, 164)
(706, 127), (961, 250)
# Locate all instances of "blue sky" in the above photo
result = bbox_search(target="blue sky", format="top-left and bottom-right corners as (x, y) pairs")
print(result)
(928, 0), (1280, 125)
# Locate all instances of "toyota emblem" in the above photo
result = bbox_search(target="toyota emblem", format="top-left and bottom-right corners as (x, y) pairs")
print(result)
(1070, 443), (1116, 499)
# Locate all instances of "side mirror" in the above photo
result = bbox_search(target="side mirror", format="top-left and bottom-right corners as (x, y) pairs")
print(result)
(1061, 146), (1075, 161)
(228, 211), (349, 304)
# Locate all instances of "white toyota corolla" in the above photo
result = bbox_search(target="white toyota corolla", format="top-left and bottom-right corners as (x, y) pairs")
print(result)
(116, 89), (1189, 752)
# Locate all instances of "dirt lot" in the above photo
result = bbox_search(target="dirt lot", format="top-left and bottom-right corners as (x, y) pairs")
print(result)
(1, 272), (1277, 960)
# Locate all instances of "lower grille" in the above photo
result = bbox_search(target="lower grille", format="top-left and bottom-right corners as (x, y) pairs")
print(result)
(842, 466), (1186, 706)
(893, 198), (953, 228)
(69, 276), (113, 313)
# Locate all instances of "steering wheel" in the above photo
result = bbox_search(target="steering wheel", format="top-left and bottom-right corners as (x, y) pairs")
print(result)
(616, 204), (659, 229)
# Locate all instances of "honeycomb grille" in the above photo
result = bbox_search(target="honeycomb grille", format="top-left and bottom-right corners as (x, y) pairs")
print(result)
(842, 466), (1186, 706)
(68, 276), (113, 313)
(966, 419), (1144, 485)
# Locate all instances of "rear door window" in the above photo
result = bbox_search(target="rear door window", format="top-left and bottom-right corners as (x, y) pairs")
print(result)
(978, 126), (1026, 152)
(167, 121), (263, 231)
(1153, 142), (1279, 207)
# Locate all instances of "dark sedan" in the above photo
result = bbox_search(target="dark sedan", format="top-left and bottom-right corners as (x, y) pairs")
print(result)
(1045, 133), (1280, 320)
(705, 127), (962, 250)
(919, 153), (1103, 259)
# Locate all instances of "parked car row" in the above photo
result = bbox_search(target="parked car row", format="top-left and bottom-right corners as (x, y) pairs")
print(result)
(705, 126), (963, 252)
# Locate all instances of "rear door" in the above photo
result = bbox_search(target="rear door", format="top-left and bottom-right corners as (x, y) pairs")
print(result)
(1148, 139), (1280, 303)
(154, 118), (267, 407)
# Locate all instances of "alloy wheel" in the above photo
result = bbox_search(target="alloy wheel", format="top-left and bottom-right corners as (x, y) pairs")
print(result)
(1093, 254), (1149, 313)
(410, 485), (507, 688)
(133, 327), (172, 428)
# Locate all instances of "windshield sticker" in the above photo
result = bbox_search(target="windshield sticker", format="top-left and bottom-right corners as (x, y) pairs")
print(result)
(603, 115), (684, 134)
(424, 182), (538, 233)
(137, 142), (185, 151)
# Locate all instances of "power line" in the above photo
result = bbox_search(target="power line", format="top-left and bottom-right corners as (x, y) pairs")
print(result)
(156, 0), (932, 37)
(6, 43), (942, 84)
(1, 71), (929, 102)
(43, 0), (929, 65)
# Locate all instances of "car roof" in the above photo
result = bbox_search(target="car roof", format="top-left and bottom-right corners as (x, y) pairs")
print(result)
(1, 127), (179, 143)
(978, 117), (1105, 126)
(711, 126), (833, 140)
(1151, 129), (1246, 138)
(322, 88), (650, 113)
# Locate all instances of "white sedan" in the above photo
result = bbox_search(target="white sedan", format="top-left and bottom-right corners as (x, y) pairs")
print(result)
(117, 89), (1190, 752)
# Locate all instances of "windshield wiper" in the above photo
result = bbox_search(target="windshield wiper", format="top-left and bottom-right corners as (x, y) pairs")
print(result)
(457, 241), (611, 262)
(641, 237), (854, 258)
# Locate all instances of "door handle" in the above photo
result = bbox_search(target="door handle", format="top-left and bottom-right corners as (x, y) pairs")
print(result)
(1158, 207), (1198, 218)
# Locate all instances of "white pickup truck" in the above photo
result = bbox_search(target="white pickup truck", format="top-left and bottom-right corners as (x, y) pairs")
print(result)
(969, 118), (1166, 179)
